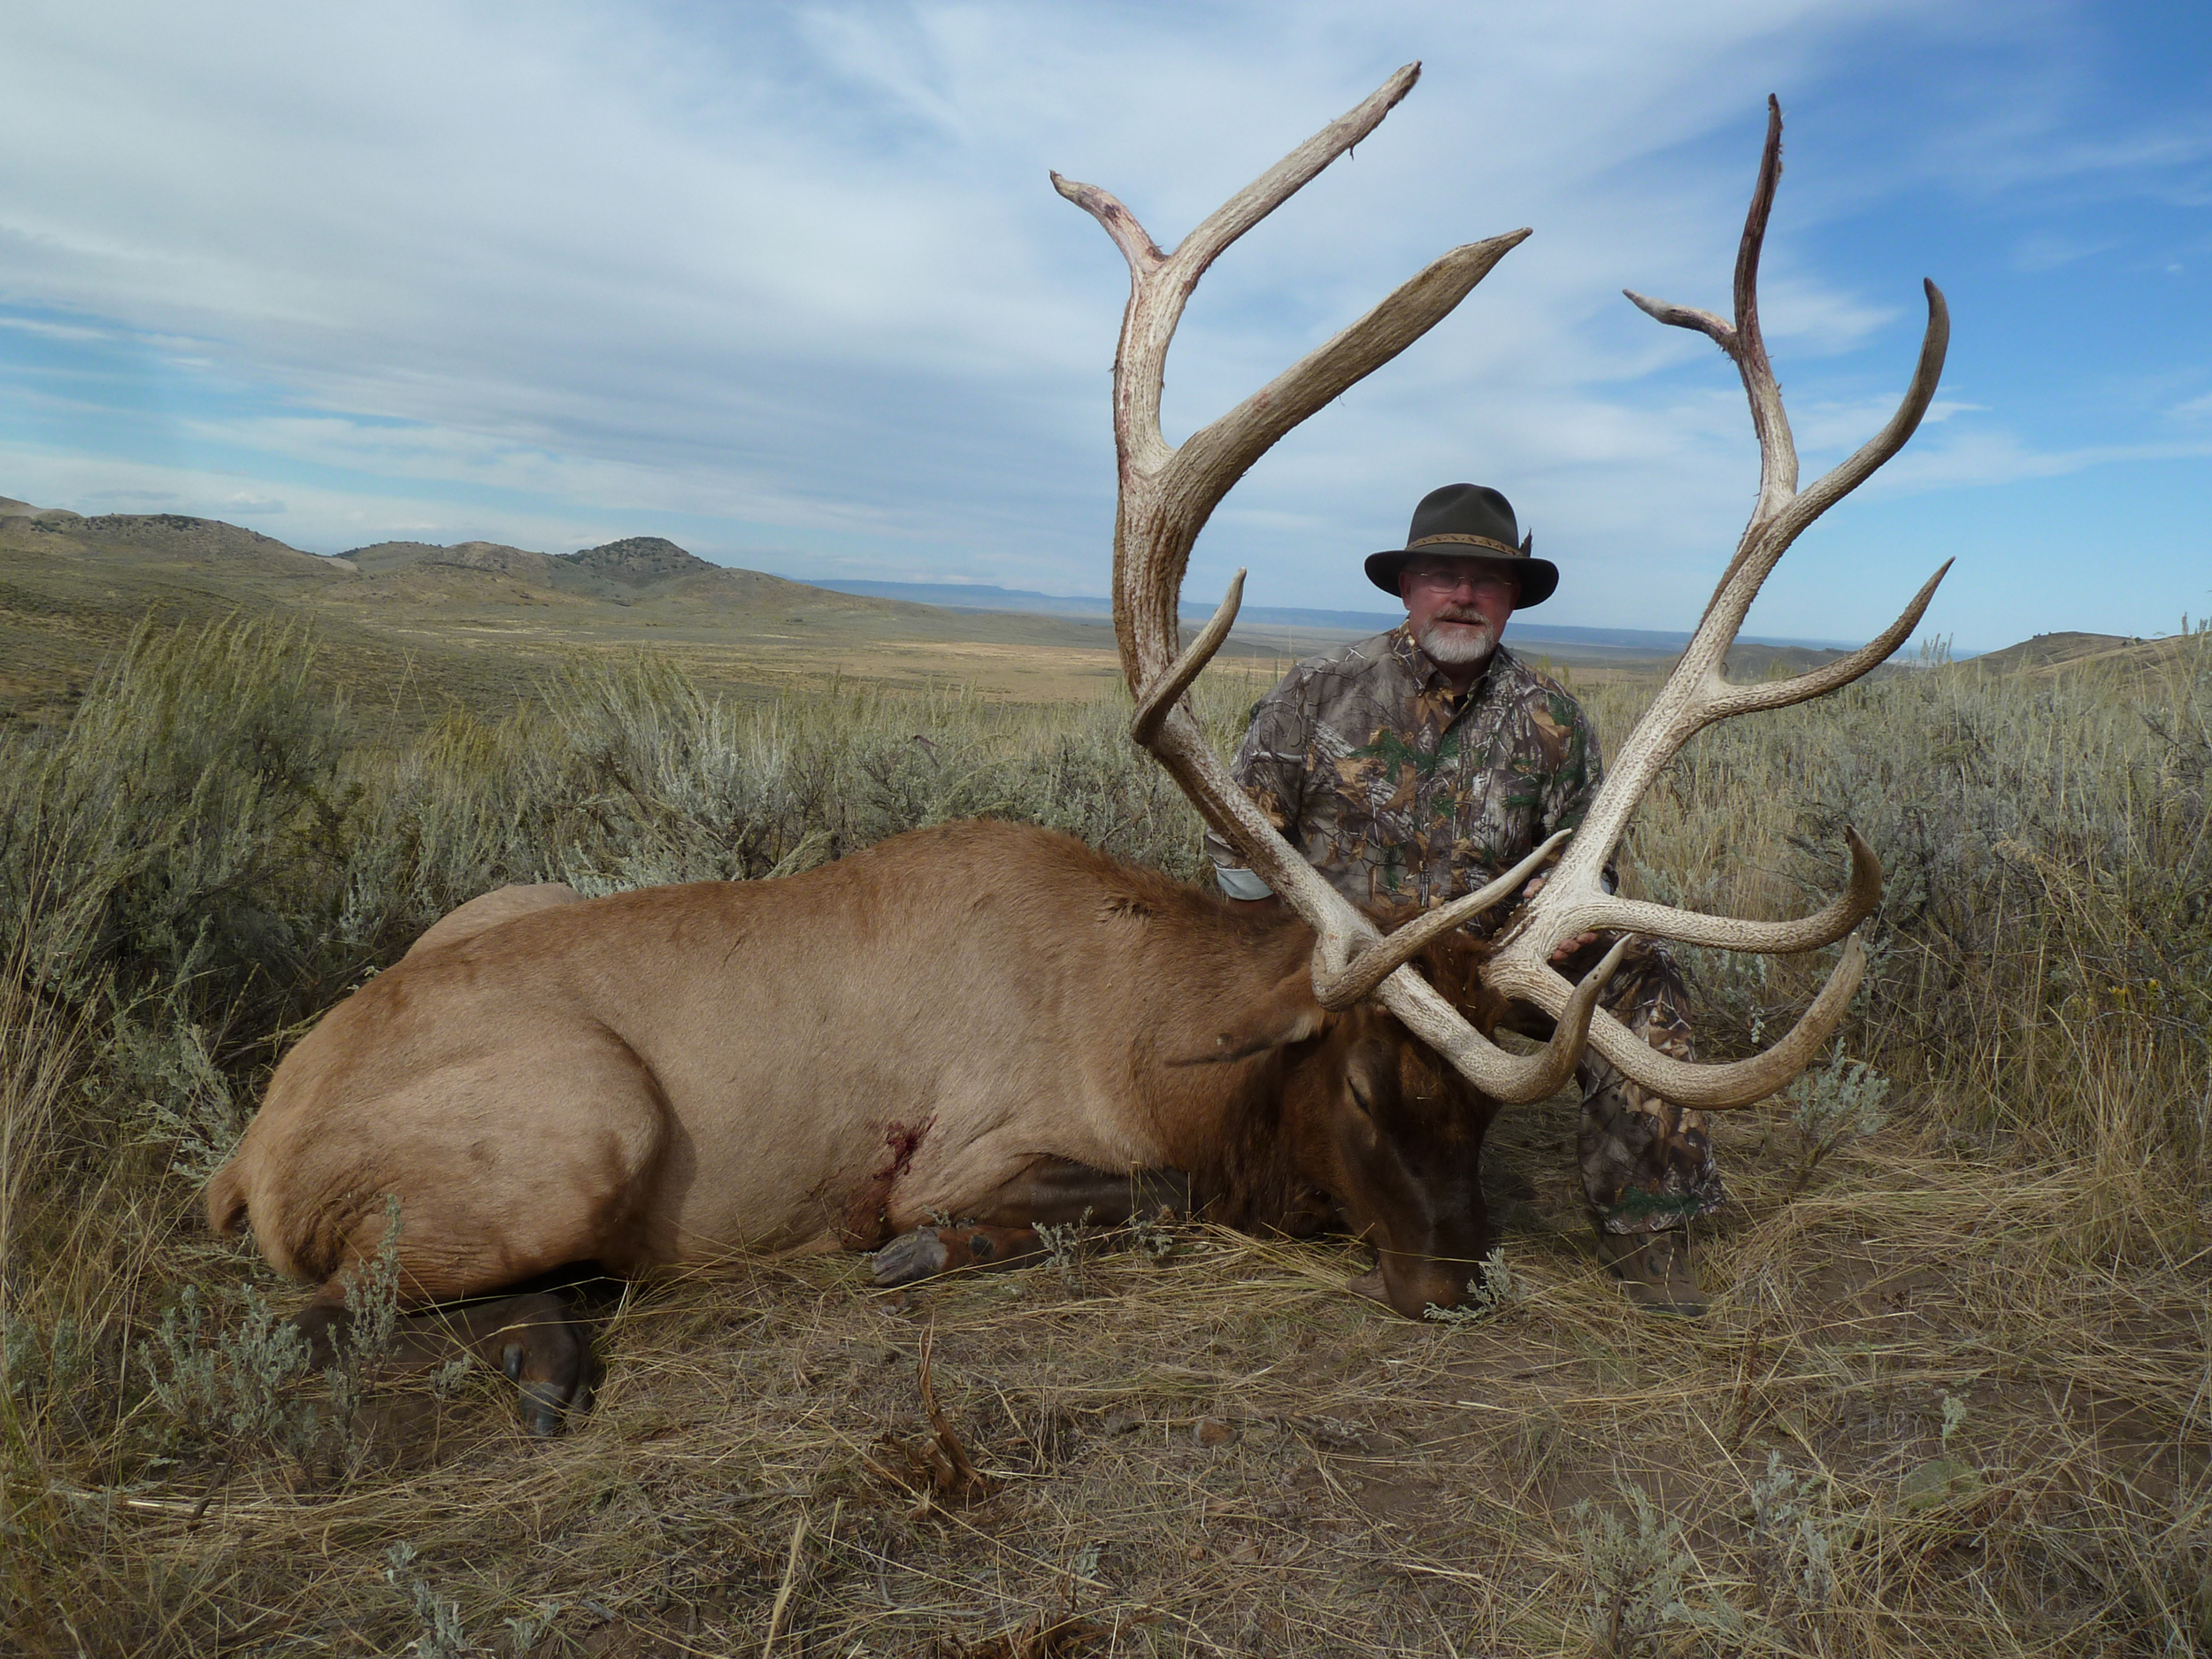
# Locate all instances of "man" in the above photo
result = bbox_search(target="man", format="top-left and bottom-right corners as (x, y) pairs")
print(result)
(1206, 483), (1721, 1315)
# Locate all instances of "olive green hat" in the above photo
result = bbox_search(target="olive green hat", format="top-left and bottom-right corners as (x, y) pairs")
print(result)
(1364, 483), (1558, 608)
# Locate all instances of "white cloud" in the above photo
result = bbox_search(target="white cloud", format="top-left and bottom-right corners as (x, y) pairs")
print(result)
(1863, 430), (2212, 494)
(0, 0), (2196, 648)
(0, 314), (112, 342)
(2010, 230), (2117, 272)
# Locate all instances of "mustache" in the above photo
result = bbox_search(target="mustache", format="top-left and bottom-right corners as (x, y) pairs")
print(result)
(1430, 606), (1493, 626)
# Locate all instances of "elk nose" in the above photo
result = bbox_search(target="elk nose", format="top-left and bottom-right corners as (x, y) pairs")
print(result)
(1347, 1259), (1474, 1322)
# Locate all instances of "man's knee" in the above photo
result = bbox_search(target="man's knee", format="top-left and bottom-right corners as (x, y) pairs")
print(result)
(1595, 938), (1694, 1056)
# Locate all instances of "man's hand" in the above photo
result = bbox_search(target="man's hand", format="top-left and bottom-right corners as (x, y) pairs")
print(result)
(1523, 875), (1602, 966)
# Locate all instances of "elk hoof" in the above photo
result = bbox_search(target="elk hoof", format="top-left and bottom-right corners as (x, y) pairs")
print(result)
(486, 1294), (595, 1436)
(291, 1301), (350, 1368)
(1345, 1266), (1392, 1306)
(872, 1229), (951, 1287)
(518, 1379), (577, 1438)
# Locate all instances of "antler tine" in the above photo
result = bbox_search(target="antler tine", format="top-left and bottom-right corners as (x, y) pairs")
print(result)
(1056, 64), (1421, 290)
(1504, 549), (1942, 964)
(1621, 99), (1796, 566)
(1117, 228), (1530, 720)
(1562, 826), (1881, 958)
(1052, 64), (1421, 604)
(1479, 96), (1953, 1110)
(1064, 67), (1582, 1104)
(1130, 572), (1245, 747)
(1310, 832), (1570, 1009)
(1172, 228), (1530, 536)
(1704, 558), (1951, 723)
(1579, 934), (1868, 1109)
(1732, 96), (1797, 522)
(1397, 937), (1632, 1106)
(1175, 64), (1422, 296)
(1777, 279), (1951, 545)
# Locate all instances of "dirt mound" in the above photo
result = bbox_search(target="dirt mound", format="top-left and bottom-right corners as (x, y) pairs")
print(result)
(340, 539), (555, 580)
(1970, 631), (2147, 673)
(562, 535), (718, 585)
(437, 540), (554, 580)
(64, 511), (325, 567)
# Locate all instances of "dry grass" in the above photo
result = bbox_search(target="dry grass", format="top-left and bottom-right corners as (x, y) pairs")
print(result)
(3, 621), (2208, 1655)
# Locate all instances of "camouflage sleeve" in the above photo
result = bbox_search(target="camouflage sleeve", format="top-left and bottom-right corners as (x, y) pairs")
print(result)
(1539, 693), (1617, 891)
(1203, 671), (1315, 895)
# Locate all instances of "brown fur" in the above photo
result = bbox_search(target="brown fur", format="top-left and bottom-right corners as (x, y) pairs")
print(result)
(211, 820), (1515, 1322)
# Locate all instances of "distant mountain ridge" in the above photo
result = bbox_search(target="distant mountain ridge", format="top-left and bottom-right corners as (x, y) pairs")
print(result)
(28, 495), (2156, 672)
(4, 505), (1874, 651)
(807, 578), (1867, 655)
(0, 495), (1202, 725)
(325, 533), (889, 614)
(1963, 632), (2157, 673)
(337, 534), (720, 588)
(9, 503), (337, 573)
(0, 495), (73, 519)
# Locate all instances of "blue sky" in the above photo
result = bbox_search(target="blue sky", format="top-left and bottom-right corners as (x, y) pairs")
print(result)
(0, 2), (2205, 652)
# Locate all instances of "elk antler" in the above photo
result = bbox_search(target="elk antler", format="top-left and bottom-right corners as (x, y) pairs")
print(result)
(1056, 63), (1603, 1105)
(1471, 95), (1950, 1107)
(1059, 80), (1947, 1110)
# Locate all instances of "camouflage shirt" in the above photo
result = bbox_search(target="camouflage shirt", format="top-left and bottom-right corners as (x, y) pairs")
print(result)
(1208, 627), (1606, 914)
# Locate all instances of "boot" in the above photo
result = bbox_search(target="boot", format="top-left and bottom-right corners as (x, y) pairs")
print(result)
(1595, 1226), (1708, 1317)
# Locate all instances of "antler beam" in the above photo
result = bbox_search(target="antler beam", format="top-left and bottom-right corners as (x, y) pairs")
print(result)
(1059, 64), (1591, 1103)
(1479, 96), (1952, 1105)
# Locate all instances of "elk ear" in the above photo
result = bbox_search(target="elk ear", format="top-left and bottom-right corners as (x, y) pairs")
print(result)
(1169, 968), (1331, 1065)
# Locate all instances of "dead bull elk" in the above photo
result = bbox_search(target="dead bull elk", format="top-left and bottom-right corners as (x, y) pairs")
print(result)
(208, 74), (1947, 1432)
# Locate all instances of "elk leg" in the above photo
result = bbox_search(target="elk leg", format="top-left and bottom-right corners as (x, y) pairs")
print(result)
(872, 1224), (1047, 1285)
(293, 1289), (601, 1437)
(280, 1028), (667, 1429)
(969, 1158), (1194, 1225)
(872, 1159), (1191, 1286)
(421, 1293), (600, 1436)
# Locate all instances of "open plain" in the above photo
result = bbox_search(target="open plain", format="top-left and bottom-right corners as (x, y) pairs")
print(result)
(2, 511), (2207, 1656)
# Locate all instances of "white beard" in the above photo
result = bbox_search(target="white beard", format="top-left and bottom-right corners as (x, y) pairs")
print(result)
(1417, 616), (1498, 667)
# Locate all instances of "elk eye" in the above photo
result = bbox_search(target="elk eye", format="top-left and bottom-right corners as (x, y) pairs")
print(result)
(1347, 1076), (1373, 1116)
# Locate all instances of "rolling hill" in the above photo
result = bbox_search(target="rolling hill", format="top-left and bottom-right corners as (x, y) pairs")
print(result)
(9, 495), (2171, 729)
(0, 501), (1268, 724)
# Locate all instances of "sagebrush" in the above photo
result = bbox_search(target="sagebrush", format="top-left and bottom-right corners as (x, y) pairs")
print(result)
(2, 618), (2205, 1656)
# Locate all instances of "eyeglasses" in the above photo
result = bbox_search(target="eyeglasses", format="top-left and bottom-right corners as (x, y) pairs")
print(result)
(1402, 565), (1520, 599)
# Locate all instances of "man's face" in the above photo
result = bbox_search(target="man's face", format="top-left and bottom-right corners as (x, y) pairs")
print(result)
(1397, 557), (1520, 670)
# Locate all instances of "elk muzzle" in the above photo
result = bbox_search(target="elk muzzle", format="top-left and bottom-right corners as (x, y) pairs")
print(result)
(1348, 1223), (1488, 1320)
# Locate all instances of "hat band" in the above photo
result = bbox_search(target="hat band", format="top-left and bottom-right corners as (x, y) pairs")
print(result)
(1406, 533), (1523, 558)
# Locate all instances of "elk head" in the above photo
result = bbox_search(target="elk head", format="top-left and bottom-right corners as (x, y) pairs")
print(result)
(1192, 919), (1623, 1315)
(1278, 927), (1619, 1317)
(1056, 73), (1947, 1110)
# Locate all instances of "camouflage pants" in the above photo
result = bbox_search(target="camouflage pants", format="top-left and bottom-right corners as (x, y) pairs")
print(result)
(1520, 935), (1725, 1235)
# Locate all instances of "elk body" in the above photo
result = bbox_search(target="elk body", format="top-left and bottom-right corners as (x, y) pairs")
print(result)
(210, 819), (1610, 1428)
(211, 69), (1951, 1432)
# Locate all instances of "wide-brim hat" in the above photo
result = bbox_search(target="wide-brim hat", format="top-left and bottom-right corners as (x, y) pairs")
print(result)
(1364, 483), (1558, 609)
